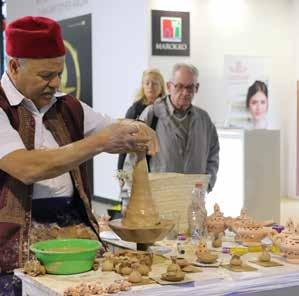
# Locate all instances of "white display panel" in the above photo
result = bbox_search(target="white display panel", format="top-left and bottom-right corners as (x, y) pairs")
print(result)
(208, 129), (280, 222)
(207, 130), (244, 217)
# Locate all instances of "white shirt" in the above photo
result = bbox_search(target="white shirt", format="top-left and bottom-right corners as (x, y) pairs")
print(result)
(0, 72), (113, 199)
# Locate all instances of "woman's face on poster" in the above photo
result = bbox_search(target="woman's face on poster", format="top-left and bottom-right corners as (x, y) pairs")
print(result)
(248, 91), (268, 121)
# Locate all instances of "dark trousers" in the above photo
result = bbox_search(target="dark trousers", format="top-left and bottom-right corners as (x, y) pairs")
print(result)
(0, 274), (22, 296)
(31, 196), (88, 226)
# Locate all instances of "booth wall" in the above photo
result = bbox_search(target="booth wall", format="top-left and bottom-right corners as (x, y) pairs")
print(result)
(6, 0), (299, 204)
(149, 0), (296, 198)
(6, 0), (150, 199)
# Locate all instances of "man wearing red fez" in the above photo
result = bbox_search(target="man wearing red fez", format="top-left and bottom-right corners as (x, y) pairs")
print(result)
(0, 16), (158, 295)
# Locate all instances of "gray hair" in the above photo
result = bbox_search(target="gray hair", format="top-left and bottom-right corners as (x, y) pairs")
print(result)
(6, 55), (27, 67)
(171, 63), (199, 80)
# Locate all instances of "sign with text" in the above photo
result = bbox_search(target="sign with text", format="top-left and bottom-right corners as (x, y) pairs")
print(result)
(152, 10), (190, 56)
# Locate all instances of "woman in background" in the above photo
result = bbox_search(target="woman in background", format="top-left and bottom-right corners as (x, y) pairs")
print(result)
(246, 80), (268, 129)
(117, 68), (166, 170)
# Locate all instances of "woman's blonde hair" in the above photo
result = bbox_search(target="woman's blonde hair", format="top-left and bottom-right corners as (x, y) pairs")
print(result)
(135, 68), (166, 104)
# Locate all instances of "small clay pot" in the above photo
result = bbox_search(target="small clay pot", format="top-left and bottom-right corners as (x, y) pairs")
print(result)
(259, 250), (271, 262)
(182, 265), (196, 272)
(102, 259), (114, 272)
(128, 269), (142, 283)
(230, 254), (242, 266)
(197, 252), (218, 264)
(167, 256), (181, 273)
(212, 236), (222, 248)
(120, 265), (133, 276)
(137, 263), (150, 276)
(176, 258), (190, 269)
(161, 271), (185, 282)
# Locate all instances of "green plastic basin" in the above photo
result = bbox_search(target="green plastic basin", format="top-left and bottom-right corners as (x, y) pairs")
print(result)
(30, 239), (101, 275)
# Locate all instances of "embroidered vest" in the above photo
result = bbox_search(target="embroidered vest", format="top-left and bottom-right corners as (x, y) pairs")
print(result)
(0, 87), (100, 272)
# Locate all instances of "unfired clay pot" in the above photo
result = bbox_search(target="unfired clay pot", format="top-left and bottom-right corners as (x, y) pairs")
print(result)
(109, 157), (175, 245)
(161, 257), (185, 282)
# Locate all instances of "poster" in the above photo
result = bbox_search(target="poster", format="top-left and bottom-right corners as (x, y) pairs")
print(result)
(297, 81), (299, 196)
(59, 14), (94, 193)
(224, 55), (270, 129)
(152, 10), (190, 56)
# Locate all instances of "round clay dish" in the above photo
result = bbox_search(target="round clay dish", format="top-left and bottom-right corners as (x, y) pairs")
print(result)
(161, 272), (185, 282)
(198, 253), (218, 264)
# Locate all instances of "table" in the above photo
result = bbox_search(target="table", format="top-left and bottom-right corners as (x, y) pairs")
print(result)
(15, 247), (299, 296)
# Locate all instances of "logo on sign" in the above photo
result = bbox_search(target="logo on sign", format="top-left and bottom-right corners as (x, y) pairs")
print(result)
(160, 17), (182, 42)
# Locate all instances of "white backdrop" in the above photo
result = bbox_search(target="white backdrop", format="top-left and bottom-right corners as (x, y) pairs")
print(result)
(6, 0), (298, 199)
(149, 0), (296, 198)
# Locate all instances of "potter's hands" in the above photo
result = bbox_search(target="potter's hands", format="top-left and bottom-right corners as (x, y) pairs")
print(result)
(124, 119), (159, 156)
(98, 119), (159, 155)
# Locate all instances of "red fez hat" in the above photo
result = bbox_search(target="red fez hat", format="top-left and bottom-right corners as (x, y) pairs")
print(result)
(5, 16), (65, 58)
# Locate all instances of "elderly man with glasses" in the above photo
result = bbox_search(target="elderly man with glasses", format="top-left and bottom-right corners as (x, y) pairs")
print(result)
(138, 63), (219, 192)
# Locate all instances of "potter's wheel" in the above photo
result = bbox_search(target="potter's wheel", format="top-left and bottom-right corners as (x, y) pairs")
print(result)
(109, 218), (174, 245)
(108, 156), (175, 250)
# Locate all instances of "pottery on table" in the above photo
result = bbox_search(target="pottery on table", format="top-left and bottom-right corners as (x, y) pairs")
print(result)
(195, 239), (218, 264)
(226, 208), (251, 231)
(258, 245), (271, 262)
(230, 254), (243, 267)
(206, 204), (227, 248)
(197, 252), (218, 264)
(195, 239), (208, 258)
(233, 221), (270, 245)
(175, 257), (191, 269)
(228, 208), (273, 234)
(279, 224), (299, 264)
(161, 257), (185, 282)
(206, 203), (227, 235)
(270, 218), (295, 249)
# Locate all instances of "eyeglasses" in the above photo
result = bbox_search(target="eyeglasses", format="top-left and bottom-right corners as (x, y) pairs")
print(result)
(169, 82), (198, 93)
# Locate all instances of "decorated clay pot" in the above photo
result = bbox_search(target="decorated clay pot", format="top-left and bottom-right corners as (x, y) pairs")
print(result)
(270, 218), (295, 249)
(233, 221), (269, 245)
(206, 203), (227, 236)
(195, 240), (208, 258)
(280, 225), (299, 264)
